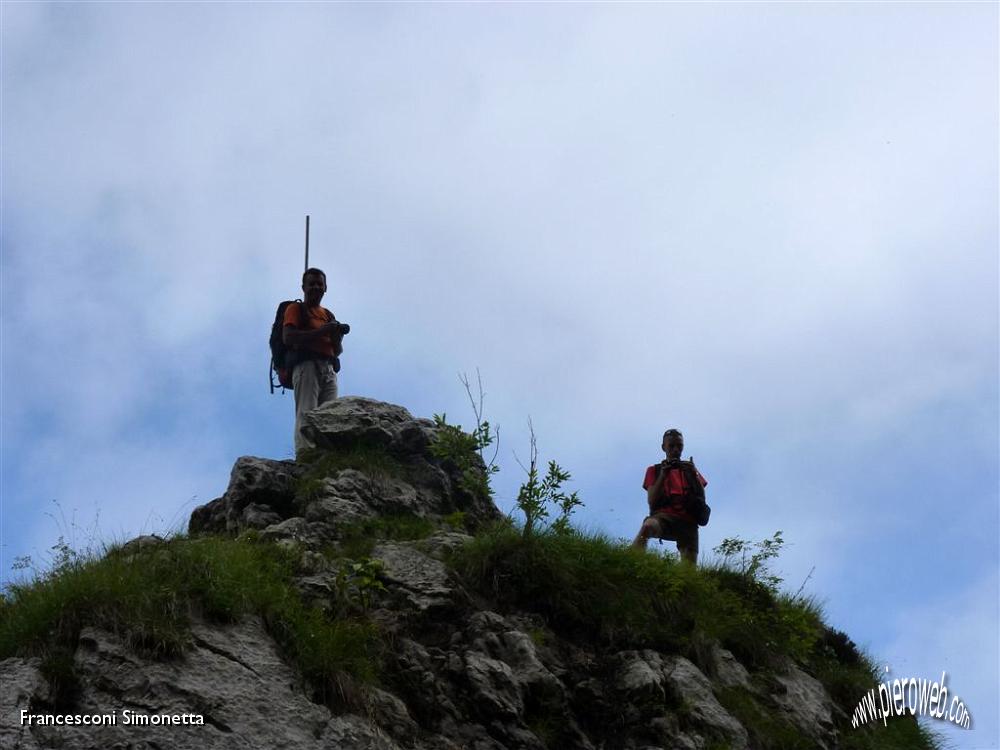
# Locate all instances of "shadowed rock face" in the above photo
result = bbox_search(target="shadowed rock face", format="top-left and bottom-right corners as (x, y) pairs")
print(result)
(2, 398), (850, 750)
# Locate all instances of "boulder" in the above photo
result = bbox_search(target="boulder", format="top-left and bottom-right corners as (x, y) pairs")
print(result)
(189, 457), (300, 535)
(300, 397), (437, 455)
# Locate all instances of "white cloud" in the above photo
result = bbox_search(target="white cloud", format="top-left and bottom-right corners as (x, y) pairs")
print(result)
(2, 2), (996, 734)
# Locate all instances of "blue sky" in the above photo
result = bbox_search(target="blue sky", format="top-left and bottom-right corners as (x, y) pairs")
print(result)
(2, 3), (997, 748)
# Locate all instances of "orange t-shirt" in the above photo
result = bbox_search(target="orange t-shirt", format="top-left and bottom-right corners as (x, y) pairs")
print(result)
(283, 303), (335, 358)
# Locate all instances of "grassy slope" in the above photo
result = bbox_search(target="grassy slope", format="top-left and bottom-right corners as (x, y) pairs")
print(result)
(450, 523), (942, 750)
(2, 520), (941, 749)
(0, 534), (379, 709)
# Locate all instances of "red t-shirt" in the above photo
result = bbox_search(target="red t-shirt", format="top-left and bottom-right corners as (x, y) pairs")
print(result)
(283, 304), (335, 358)
(642, 463), (708, 523)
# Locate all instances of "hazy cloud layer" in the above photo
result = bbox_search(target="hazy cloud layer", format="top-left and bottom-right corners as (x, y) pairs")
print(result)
(3, 4), (997, 747)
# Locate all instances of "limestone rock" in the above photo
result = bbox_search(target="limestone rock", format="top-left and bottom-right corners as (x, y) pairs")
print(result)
(611, 650), (749, 749)
(373, 542), (456, 613)
(302, 470), (380, 525)
(189, 457), (301, 535)
(661, 655), (750, 749)
(462, 651), (524, 720)
(259, 517), (315, 545)
(418, 530), (474, 559)
(0, 657), (47, 750)
(498, 630), (565, 708)
(1, 617), (396, 750)
(299, 397), (437, 455)
(613, 649), (668, 707)
(241, 503), (284, 530)
(711, 643), (753, 690)
(319, 714), (403, 749)
(771, 662), (837, 748)
(364, 687), (420, 743)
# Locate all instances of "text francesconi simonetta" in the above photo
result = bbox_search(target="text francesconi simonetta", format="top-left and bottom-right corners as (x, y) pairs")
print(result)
(20, 710), (205, 726)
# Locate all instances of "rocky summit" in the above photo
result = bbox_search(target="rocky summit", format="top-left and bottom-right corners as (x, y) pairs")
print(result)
(2, 397), (929, 750)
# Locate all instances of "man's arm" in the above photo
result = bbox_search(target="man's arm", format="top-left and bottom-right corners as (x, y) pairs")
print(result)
(282, 321), (342, 348)
(646, 464), (666, 513)
(688, 458), (708, 487)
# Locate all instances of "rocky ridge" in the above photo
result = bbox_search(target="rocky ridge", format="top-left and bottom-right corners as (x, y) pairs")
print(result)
(3, 397), (861, 750)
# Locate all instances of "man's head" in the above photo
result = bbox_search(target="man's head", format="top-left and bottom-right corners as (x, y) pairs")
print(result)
(302, 268), (327, 306)
(662, 429), (684, 460)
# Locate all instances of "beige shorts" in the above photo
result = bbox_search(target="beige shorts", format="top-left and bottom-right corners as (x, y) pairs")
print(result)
(648, 513), (699, 555)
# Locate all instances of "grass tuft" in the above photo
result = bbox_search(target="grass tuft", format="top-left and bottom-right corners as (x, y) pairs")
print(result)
(716, 686), (815, 750)
(333, 513), (438, 559)
(1, 535), (380, 708)
(295, 444), (410, 502)
(451, 523), (821, 662)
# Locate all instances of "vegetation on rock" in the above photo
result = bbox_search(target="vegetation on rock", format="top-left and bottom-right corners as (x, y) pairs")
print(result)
(1, 534), (380, 709)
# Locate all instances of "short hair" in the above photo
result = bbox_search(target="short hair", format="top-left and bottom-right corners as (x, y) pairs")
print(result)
(302, 267), (326, 284)
(663, 429), (684, 440)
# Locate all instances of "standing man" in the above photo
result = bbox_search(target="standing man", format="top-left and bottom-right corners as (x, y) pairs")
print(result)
(283, 267), (349, 458)
(632, 428), (707, 564)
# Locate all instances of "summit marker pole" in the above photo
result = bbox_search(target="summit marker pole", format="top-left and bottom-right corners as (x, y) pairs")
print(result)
(304, 215), (310, 272)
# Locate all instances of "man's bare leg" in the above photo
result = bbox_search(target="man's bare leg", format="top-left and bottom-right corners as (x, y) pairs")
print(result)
(677, 541), (698, 565)
(632, 517), (661, 550)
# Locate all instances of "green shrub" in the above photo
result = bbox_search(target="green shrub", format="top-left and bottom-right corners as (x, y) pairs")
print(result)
(713, 532), (786, 592)
(516, 456), (582, 537)
(430, 413), (497, 502)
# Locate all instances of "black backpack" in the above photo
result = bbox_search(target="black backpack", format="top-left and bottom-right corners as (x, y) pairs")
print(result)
(658, 459), (712, 527)
(269, 301), (337, 393)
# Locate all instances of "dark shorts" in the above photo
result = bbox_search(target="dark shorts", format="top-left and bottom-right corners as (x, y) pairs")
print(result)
(648, 513), (699, 555)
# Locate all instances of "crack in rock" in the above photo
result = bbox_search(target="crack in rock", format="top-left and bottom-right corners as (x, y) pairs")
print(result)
(192, 634), (263, 678)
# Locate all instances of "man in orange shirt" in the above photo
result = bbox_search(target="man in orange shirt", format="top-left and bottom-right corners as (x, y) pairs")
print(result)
(282, 268), (349, 458)
(632, 428), (707, 564)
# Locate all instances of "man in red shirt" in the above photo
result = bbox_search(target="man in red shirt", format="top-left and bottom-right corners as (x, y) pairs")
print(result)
(632, 428), (707, 564)
(282, 267), (349, 458)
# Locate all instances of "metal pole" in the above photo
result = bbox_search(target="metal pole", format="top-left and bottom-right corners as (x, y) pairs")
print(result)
(304, 215), (310, 272)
